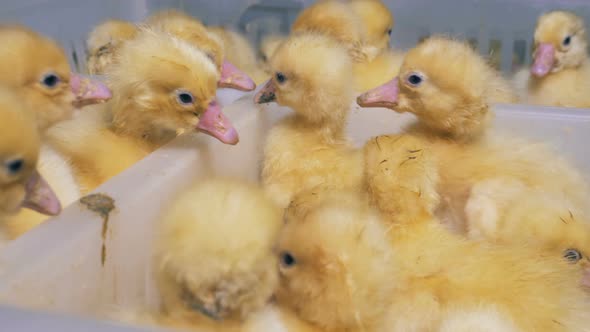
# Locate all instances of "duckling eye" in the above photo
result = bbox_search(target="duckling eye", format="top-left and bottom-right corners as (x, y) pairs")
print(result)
(275, 72), (287, 84)
(41, 72), (60, 89)
(280, 251), (296, 268)
(176, 90), (194, 105)
(5, 158), (24, 175)
(563, 248), (583, 263)
(406, 73), (424, 87)
(563, 36), (572, 47)
(387, 28), (393, 36)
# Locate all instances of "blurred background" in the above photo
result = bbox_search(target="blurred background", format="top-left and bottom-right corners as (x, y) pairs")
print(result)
(1, 0), (589, 74)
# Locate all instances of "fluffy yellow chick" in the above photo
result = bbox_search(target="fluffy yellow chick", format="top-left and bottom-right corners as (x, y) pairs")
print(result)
(359, 36), (516, 142)
(145, 9), (256, 92)
(111, 178), (322, 332)
(0, 25), (111, 238)
(208, 26), (269, 85)
(292, 0), (368, 62)
(47, 27), (239, 193)
(465, 178), (590, 273)
(363, 131), (590, 289)
(259, 34), (286, 74)
(0, 86), (61, 240)
(155, 178), (281, 324)
(254, 33), (363, 209)
(348, 0), (394, 58)
(86, 19), (138, 75)
(0, 24), (112, 131)
(350, 0), (405, 92)
(358, 36), (590, 268)
(277, 190), (590, 332)
(514, 11), (590, 108)
(293, 0), (403, 91)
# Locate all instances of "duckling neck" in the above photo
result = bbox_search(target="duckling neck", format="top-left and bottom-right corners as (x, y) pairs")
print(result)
(110, 104), (177, 150)
(294, 102), (350, 143)
(416, 105), (492, 143)
(389, 218), (463, 280)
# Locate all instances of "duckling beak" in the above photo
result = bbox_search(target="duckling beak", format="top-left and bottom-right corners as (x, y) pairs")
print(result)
(186, 296), (223, 321)
(531, 43), (555, 77)
(254, 79), (276, 104)
(181, 287), (224, 321)
(196, 100), (239, 145)
(70, 73), (112, 107)
(218, 60), (256, 91)
(21, 170), (62, 216)
(357, 77), (399, 109)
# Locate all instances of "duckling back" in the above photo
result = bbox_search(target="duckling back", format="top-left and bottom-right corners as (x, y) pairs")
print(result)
(86, 20), (137, 75)
(155, 178), (282, 322)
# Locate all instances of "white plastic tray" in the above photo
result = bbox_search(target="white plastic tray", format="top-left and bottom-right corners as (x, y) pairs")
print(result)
(0, 304), (168, 332)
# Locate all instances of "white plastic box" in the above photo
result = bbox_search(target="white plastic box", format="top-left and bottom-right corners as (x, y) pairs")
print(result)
(0, 88), (589, 331)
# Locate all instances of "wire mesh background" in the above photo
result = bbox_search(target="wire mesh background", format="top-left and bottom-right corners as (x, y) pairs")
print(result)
(1, 0), (589, 73)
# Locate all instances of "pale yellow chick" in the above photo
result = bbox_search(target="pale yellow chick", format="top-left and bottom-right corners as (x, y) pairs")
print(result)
(86, 19), (138, 75)
(47, 27), (238, 193)
(155, 178), (281, 325)
(359, 36), (516, 141)
(111, 178), (322, 332)
(350, 0), (405, 92)
(259, 34), (286, 75)
(358, 36), (590, 268)
(514, 11), (590, 108)
(0, 86), (61, 242)
(277, 190), (590, 332)
(0, 25), (111, 239)
(292, 0), (368, 62)
(465, 177), (590, 272)
(293, 0), (404, 91)
(254, 33), (363, 209)
(363, 133), (590, 275)
(349, 0), (394, 57)
(0, 25), (112, 131)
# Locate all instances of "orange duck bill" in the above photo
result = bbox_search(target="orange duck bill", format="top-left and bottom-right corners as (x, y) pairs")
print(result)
(356, 77), (399, 109)
(196, 100), (239, 145)
(70, 73), (112, 107)
(531, 43), (556, 78)
(218, 60), (256, 91)
(21, 170), (62, 216)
